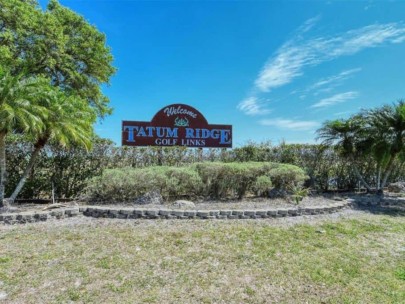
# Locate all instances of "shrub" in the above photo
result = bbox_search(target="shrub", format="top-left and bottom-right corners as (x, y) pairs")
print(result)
(252, 175), (272, 196)
(194, 162), (264, 199)
(85, 166), (203, 203)
(268, 164), (307, 189)
(192, 162), (305, 200)
(289, 185), (310, 204)
(163, 167), (203, 199)
(84, 162), (307, 203)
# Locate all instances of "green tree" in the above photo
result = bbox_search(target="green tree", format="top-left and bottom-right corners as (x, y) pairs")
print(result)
(365, 101), (405, 192)
(317, 116), (372, 192)
(317, 101), (405, 194)
(0, 0), (114, 204)
(0, 70), (48, 207)
(8, 87), (96, 203)
(0, 0), (115, 117)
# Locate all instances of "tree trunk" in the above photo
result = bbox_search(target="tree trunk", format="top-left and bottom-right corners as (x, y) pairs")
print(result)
(377, 165), (381, 190)
(353, 164), (372, 192)
(381, 156), (396, 190)
(7, 145), (42, 203)
(0, 132), (6, 208)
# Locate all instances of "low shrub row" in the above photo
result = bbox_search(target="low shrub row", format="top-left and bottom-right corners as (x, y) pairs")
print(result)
(84, 162), (307, 203)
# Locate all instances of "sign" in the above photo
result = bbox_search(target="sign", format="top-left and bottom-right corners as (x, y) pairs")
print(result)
(122, 104), (232, 148)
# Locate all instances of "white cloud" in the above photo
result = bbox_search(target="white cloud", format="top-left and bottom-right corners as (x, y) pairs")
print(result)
(259, 118), (319, 131)
(333, 110), (353, 116)
(309, 68), (362, 91)
(254, 23), (405, 92)
(237, 97), (271, 116)
(311, 91), (359, 108)
(298, 15), (321, 33)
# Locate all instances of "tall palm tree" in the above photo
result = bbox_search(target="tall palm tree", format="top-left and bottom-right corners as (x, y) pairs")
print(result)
(8, 87), (96, 203)
(0, 70), (48, 207)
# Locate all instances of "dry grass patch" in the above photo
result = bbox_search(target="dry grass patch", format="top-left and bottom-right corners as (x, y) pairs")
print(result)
(0, 212), (404, 303)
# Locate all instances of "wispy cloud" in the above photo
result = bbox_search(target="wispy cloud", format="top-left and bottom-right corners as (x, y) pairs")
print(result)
(237, 97), (271, 116)
(333, 110), (353, 116)
(309, 68), (361, 92)
(259, 118), (319, 131)
(255, 23), (405, 93)
(297, 15), (321, 33)
(237, 19), (405, 116)
(311, 91), (359, 108)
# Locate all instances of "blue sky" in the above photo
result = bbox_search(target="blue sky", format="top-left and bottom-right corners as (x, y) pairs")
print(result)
(39, 0), (405, 146)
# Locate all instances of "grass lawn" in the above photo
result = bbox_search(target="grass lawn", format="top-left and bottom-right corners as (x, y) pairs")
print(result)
(0, 211), (404, 303)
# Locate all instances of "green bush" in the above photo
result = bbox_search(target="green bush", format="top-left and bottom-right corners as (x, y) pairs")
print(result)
(85, 162), (307, 203)
(86, 162), (306, 202)
(163, 167), (203, 199)
(252, 175), (272, 196)
(268, 164), (307, 189)
(85, 166), (203, 203)
(5, 135), (405, 199)
(194, 162), (266, 199)
(289, 185), (310, 204)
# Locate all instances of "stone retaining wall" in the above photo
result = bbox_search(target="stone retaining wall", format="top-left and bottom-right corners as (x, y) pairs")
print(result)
(0, 199), (357, 225)
(81, 202), (351, 220)
(1, 197), (403, 225)
(354, 196), (405, 207)
(0, 207), (81, 225)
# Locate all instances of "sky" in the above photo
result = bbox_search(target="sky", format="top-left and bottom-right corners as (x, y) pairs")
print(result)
(38, 0), (405, 147)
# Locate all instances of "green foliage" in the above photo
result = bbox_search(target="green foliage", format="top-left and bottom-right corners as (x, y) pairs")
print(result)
(5, 136), (111, 199)
(85, 162), (307, 202)
(194, 162), (264, 199)
(317, 101), (405, 192)
(0, 70), (50, 205)
(395, 268), (405, 281)
(4, 136), (405, 200)
(0, 70), (48, 135)
(289, 185), (310, 204)
(0, 0), (116, 117)
(252, 175), (272, 197)
(85, 166), (203, 202)
(164, 167), (203, 199)
(268, 164), (307, 190)
(0, 0), (114, 203)
(34, 87), (97, 150)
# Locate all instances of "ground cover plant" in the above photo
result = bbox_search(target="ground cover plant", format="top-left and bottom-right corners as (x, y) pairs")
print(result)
(0, 211), (404, 303)
(84, 162), (307, 202)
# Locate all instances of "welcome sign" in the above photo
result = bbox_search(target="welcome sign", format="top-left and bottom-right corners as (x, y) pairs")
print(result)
(122, 104), (232, 148)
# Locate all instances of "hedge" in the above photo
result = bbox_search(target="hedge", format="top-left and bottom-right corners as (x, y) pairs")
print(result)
(84, 162), (307, 203)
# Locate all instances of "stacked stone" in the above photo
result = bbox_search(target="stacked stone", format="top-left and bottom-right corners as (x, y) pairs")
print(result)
(0, 199), (363, 225)
(0, 207), (80, 225)
(79, 200), (354, 220)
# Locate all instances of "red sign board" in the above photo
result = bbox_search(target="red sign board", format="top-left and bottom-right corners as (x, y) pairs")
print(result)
(122, 104), (232, 148)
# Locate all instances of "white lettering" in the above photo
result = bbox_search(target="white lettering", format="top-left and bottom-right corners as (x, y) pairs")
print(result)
(163, 106), (197, 118)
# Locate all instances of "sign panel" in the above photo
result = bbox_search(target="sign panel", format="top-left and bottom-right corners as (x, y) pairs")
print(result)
(122, 104), (232, 148)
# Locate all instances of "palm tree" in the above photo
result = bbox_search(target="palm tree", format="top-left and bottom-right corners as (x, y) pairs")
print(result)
(0, 70), (48, 207)
(317, 101), (405, 194)
(364, 101), (405, 192)
(316, 116), (372, 192)
(8, 87), (96, 203)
